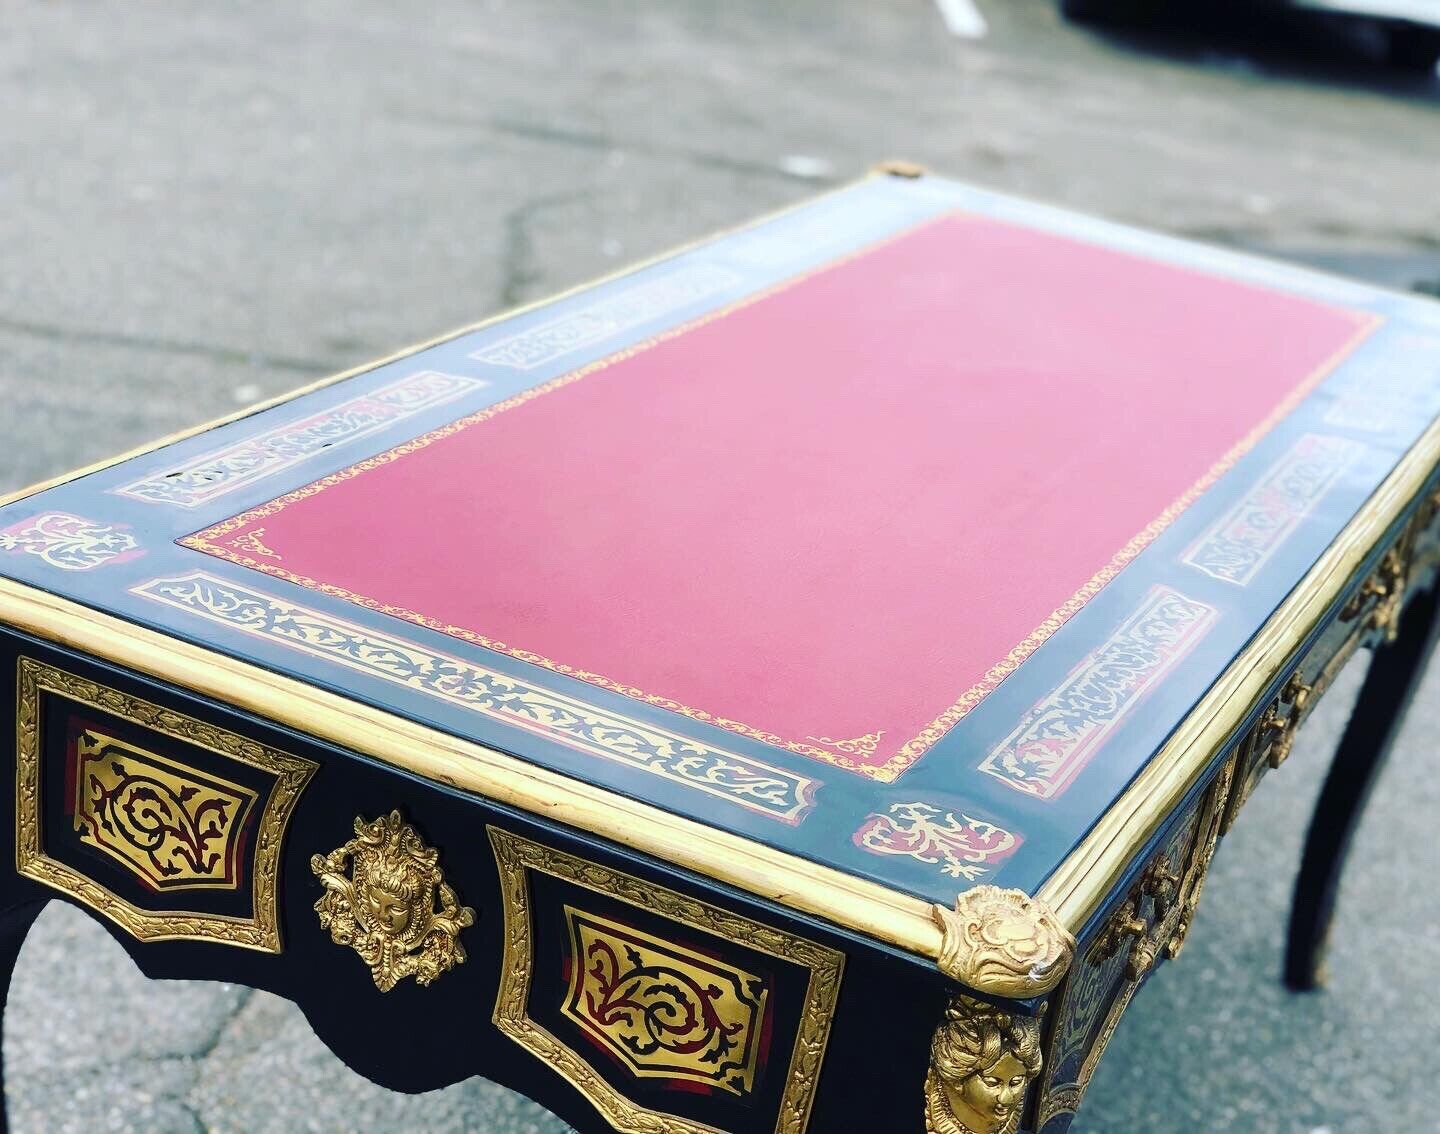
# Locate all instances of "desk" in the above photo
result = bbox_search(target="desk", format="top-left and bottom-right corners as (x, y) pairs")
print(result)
(1, 166), (1437, 1134)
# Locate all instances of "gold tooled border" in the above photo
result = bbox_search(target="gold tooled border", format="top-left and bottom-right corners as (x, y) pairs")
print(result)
(15, 657), (318, 953)
(488, 827), (844, 1134)
(181, 243), (1379, 782)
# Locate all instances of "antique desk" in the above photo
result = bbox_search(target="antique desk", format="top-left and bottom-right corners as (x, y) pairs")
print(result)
(1, 166), (1437, 1134)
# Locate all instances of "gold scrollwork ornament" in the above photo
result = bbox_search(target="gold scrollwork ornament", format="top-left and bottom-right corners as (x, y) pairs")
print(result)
(311, 810), (474, 991)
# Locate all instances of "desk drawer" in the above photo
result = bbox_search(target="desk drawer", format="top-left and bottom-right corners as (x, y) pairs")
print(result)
(487, 828), (844, 1133)
(14, 654), (316, 952)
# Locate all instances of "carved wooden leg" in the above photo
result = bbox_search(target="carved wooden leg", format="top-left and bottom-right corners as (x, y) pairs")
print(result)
(1285, 581), (1440, 991)
(0, 901), (46, 1134)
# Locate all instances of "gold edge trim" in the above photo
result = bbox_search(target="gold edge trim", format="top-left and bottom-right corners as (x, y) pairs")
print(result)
(14, 657), (317, 953)
(488, 827), (844, 1134)
(1038, 413), (1440, 930)
(0, 578), (943, 958)
(0, 173), (888, 512)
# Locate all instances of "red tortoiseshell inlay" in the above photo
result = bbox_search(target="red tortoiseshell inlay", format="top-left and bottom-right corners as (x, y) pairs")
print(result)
(185, 214), (1375, 780)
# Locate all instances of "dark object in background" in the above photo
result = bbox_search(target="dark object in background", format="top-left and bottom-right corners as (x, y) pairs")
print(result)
(1061, 0), (1440, 72)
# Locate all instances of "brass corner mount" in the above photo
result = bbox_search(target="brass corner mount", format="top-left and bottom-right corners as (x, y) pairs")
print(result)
(873, 159), (928, 179)
(932, 885), (1076, 997)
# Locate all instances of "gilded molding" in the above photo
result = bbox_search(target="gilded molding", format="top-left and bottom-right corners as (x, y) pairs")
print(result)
(932, 886), (1074, 997)
(488, 827), (844, 1134)
(15, 657), (316, 953)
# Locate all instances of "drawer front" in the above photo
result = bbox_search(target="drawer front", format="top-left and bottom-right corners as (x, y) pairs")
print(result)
(14, 654), (316, 952)
(489, 828), (844, 1134)
(3, 637), (891, 1132)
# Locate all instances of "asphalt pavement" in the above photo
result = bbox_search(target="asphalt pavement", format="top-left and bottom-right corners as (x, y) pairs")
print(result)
(3, 2), (1439, 1131)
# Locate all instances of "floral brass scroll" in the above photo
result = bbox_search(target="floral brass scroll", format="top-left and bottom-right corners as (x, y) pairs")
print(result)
(311, 810), (474, 991)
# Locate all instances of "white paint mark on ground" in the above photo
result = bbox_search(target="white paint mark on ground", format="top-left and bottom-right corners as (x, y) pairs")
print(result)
(935, 0), (988, 38)
(778, 154), (836, 180)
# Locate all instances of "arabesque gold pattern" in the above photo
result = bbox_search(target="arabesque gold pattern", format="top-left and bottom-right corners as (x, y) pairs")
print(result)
(311, 811), (475, 991)
(932, 886), (1074, 997)
(15, 658), (316, 952)
(181, 256), (1379, 784)
(488, 828), (844, 1134)
(136, 572), (815, 823)
(562, 907), (768, 1096)
(73, 728), (259, 890)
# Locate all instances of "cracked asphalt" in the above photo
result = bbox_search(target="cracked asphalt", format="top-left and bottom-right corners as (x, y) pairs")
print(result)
(3, 2), (1439, 1131)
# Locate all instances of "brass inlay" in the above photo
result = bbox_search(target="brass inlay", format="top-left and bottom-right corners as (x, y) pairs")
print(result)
(562, 907), (768, 1097)
(489, 827), (843, 1134)
(73, 729), (259, 891)
(15, 657), (316, 953)
(311, 810), (474, 991)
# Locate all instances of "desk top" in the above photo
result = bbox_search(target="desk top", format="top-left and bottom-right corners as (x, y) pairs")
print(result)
(4, 172), (1439, 950)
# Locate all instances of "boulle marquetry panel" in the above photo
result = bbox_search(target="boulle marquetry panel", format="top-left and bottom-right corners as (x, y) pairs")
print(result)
(561, 906), (770, 1098)
(72, 726), (260, 891)
(14, 657), (317, 951)
(489, 828), (844, 1134)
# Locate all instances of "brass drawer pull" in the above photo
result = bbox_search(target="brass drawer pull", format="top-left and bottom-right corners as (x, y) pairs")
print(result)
(1261, 670), (1313, 770)
(311, 810), (474, 991)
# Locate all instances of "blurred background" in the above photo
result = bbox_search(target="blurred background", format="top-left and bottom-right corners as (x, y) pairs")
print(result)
(3, 2), (1439, 1131)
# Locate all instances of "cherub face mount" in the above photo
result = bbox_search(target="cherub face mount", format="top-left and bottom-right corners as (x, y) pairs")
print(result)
(311, 810), (475, 991)
(925, 995), (1042, 1134)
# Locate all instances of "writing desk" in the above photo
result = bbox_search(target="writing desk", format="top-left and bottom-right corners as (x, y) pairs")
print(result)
(1, 166), (1436, 1134)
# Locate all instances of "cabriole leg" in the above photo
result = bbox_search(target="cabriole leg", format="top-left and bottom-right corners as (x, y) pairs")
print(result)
(1285, 581), (1440, 990)
(0, 901), (46, 1134)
